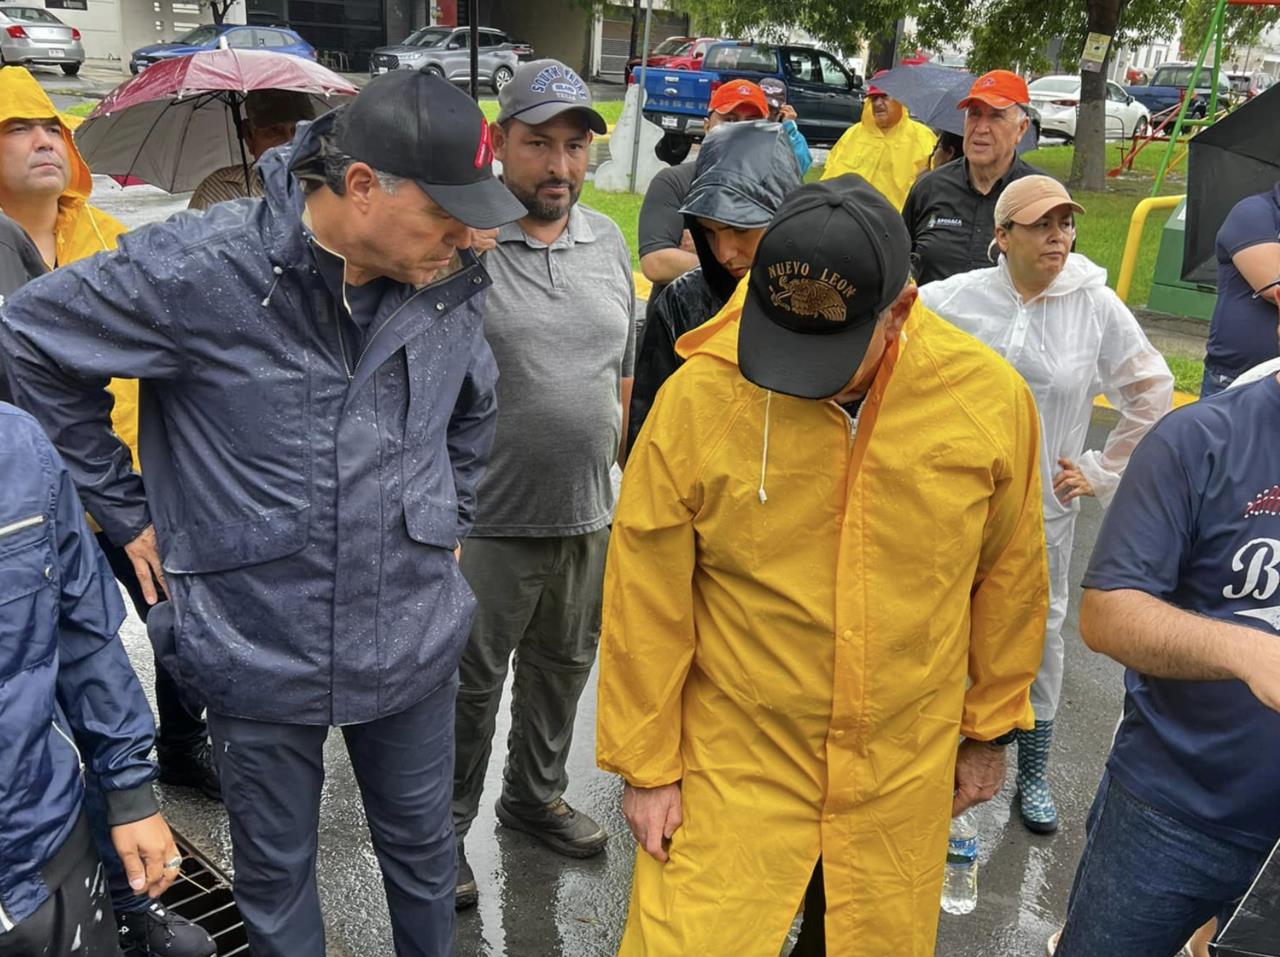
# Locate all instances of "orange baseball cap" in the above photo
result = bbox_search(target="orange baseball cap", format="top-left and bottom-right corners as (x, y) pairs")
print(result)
(709, 80), (768, 118)
(957, 69), (1030, 110)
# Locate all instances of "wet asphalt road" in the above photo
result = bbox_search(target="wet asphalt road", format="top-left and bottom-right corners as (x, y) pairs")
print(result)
(112, 413), (1126, 957)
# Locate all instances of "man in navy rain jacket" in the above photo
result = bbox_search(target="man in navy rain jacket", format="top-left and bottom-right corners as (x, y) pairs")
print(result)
(0, 68), (524, 956)
(0, 404), (179, 957)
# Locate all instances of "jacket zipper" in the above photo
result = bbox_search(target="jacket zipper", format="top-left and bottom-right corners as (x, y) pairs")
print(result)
(51, 719), (85, 778)
(0, 514), (44, 539)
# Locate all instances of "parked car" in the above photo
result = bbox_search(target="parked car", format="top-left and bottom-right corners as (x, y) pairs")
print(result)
(368, 26), (532, 93)
(1124, 62), (1232, 118)
(626, 36), (729, 82)
(0, 5), (85, 76)
(1028, 74), (1151, 142)
(625, 35), (691, 82)
(1227, 71), (1276, 100)
(639, 40), (865, 163)
(130, 23), (315, 74)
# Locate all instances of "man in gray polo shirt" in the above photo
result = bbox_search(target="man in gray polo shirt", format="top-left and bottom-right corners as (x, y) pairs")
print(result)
(452, 59), (635, 909)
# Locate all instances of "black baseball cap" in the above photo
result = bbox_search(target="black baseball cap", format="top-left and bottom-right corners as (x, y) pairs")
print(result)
(497, 59), (607, 134)
(332, 66), (525, 229)
(739, 175), (912, 399)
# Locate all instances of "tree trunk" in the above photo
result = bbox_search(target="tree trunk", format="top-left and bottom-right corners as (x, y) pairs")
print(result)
(866, 27), (897, 74)
(1068, 0), (1127, 191)
(629, 0), (642, 60)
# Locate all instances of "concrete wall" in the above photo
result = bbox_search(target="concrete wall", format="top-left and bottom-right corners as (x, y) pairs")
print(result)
(487, 0), (592, 75)
(385, 0), (431, 44)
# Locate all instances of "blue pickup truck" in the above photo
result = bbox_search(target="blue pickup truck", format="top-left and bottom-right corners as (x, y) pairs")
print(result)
(637, 41), (865, 164)
(1124, 62), (1232, 119)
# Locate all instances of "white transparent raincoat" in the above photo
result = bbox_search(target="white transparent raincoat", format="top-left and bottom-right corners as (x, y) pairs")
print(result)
(921, 253), (1174, 719)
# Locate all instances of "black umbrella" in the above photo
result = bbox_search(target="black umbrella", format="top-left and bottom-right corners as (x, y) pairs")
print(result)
(1212, 839), (1280, 957)
(871, 63), (1038, 153)
(1185, 83), (1280, 284)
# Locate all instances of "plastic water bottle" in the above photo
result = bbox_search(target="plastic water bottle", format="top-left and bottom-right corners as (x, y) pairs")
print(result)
(941, 812), (978, 915)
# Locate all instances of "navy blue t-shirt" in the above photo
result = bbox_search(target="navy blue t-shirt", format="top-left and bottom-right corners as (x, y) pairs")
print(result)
(1083, 375), (1280, 851)
(1206, 186), (1280, 378)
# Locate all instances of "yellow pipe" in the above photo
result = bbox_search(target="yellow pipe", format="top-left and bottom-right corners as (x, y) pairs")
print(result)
(1115, 194), (1185, 303)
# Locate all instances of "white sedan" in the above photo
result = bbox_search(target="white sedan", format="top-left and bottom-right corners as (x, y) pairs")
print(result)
(1029, 74), (1151, 142)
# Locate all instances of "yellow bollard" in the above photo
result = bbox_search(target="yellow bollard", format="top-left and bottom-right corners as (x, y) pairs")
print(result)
(1115, 194), (1185, 302)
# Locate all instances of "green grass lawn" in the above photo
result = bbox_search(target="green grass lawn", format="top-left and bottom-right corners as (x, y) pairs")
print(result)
(64, 100), (97, 118)
(1166, 353), (1205, 395)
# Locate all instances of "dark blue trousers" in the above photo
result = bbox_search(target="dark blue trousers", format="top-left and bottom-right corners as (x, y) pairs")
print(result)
(208, 677), (458, 957)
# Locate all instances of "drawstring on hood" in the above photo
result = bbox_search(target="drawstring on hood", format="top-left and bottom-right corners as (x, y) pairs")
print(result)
(758, 390), (772, 504)
(261, 265), (284, 307)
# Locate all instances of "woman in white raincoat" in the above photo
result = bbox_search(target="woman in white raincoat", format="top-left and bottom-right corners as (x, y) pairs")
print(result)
(920, 175), (1174, 833)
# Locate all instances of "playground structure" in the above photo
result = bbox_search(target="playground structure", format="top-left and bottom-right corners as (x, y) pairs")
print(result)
(1113, 0), (1280, 320)
(1119, 0), (1280, 192)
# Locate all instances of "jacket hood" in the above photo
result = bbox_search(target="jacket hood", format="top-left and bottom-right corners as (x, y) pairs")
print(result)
(1000, 251), (1109, 300)
(0, 67), (93, 203)
(680, 121), (801, 304)
(858, 99), (918, 138)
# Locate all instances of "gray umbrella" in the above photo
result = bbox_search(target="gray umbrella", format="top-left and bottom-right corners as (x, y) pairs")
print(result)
(871, 63), (1039, 153)
(1184, 83), (1280, 284)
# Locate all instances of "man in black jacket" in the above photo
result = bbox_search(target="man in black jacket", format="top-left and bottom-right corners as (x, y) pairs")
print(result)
(627, 121), (801, 451)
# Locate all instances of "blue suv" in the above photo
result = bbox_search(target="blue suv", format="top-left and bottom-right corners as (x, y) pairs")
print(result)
(130, 22), (316, 74)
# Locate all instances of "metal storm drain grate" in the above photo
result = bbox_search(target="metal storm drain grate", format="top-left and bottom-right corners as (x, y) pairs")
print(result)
(121, 831), (248, 956)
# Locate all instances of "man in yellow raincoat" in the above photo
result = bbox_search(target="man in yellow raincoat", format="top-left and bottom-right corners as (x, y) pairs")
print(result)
(821, 77), (936, 210)
(0, 66), (217, 957)
(597, 174), (1049, 956)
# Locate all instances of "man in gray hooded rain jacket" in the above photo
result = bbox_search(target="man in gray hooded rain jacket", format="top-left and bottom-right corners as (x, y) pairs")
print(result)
(626, 120), (802, 452)
(0, 68), (525, 957)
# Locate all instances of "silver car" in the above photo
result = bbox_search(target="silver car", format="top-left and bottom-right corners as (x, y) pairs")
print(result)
(0, 5), (85, 75)
(369, 26), (532, 94)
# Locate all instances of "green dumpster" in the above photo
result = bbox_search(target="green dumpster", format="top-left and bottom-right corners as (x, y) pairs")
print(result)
(1147, 197), (1217, 320)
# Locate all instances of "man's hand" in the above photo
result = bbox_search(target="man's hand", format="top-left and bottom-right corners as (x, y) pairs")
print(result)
(111, 812), (181, 899)
(124, 525), (168, 605)
(678, 229), (697, 254)
(778, 103), (798, 123)
(952, 738), (1006, 816)
(622, 782), (682, 863)
(1053, 457), (1095, 504)
(468, 228), (499, 254)
(1240, 630), (1280, 713)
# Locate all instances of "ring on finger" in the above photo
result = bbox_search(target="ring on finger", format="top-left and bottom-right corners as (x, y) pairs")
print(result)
(163, 855), (183, 870)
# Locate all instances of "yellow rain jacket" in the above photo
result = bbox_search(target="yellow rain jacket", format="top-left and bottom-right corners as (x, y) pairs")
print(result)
(597, 287), (1049, 956)
(0, 67), (137, 481)
(821, 101), (937, 210)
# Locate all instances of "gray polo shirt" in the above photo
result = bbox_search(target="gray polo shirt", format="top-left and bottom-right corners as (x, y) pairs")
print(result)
(471, 203), (635, 538)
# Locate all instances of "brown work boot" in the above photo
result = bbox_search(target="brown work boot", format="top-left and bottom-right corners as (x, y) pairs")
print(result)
(495, 796), (607, 858)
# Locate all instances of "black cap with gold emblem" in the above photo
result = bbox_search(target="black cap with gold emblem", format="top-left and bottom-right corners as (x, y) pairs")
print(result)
(738, 174), (911, 399)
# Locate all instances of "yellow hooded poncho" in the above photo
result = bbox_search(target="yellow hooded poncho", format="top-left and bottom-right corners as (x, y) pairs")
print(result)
(598, 284), (1049, 956)
(0, 67), (138, 485)
(821, 101), (938, 210)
